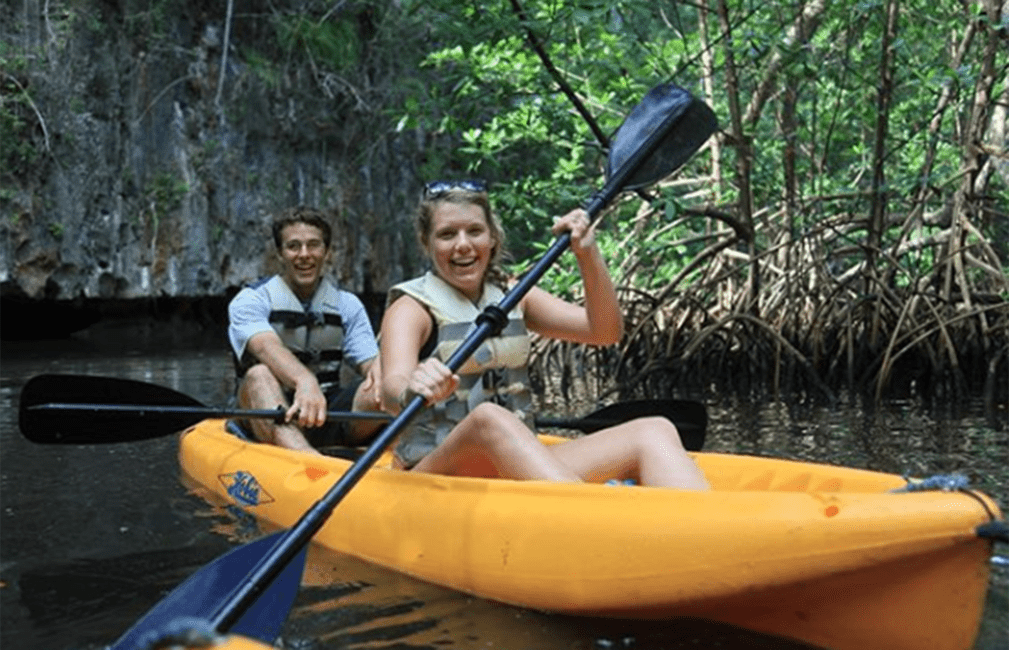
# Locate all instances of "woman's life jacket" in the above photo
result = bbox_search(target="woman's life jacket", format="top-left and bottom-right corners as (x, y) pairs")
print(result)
(390, 271), (535, 466)
(234, 275), (346, 390)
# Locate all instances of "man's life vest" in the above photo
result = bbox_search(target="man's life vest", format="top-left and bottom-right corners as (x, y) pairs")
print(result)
(389, 271), (534, 466)
(235, 275), (346, 389)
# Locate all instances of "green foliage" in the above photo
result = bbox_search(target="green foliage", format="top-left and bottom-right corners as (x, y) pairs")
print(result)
(0, 42), (28, 73)
(244, 48), (283, 88)
(386, 0), (1005, 310)
(393, 0), (716, 290)
(145, 172), (188, 215)
(53, 0), (998, 305)
(0, 70), (42, 180)
(123, 0), (172, 41)
(0, 103), (40, 178)
(275, 14), (360, 72)
(193, 139), (220, 173)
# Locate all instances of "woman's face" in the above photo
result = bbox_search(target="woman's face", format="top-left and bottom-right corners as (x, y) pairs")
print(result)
(427, 201), (495, 302)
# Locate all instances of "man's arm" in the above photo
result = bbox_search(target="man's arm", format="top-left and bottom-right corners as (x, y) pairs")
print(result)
(245, 330), (328, 428)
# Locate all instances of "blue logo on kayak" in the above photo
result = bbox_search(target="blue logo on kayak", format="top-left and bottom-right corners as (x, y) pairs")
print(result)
(220, 471), (274, 507)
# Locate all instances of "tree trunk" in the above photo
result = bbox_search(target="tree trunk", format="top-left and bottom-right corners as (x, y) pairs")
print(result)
(712, 0), (758, 315)
(865, 0), (900, 351)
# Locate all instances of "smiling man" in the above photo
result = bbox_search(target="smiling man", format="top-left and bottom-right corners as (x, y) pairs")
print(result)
(227, 206), (382, 453)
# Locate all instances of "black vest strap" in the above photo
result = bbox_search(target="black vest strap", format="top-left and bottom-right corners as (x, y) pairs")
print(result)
(269, 310), (344, 329)
(314, 369), (342, 386)
(292, 349), (344, 364)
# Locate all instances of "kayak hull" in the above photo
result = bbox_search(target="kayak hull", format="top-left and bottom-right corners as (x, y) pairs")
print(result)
(201, 637), (274, 650)
(178, 419), (1000, 650)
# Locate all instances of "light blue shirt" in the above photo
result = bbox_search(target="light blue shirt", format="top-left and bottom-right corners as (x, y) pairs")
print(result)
(228, 276), (378, 370)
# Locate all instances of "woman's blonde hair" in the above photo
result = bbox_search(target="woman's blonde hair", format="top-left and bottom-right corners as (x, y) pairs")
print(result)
(416, 187), (510, 288)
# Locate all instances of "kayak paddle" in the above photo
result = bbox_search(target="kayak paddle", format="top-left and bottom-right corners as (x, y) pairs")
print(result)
(535, 399), (706, 447)
(17, 373), (389, 444)
(104, 83), (718, 648)
(19, 373), (706, 450)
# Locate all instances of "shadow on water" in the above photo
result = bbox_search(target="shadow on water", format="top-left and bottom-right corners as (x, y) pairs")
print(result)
(1, 326), (1006, 650)
(183, 491), (823, 650)
(14, 542), (235, 648)
(284, 560), (825, 650)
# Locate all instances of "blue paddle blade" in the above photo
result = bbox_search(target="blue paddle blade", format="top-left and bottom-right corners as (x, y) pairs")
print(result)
(109, 531), (306, 649)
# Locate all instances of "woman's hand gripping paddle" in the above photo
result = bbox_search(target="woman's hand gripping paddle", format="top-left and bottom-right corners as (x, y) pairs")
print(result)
(104, 83), (718, 648)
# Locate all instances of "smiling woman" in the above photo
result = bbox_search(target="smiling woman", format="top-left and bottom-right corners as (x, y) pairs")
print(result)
(427, 198), (497, 301)
(377, 182), (708, 488)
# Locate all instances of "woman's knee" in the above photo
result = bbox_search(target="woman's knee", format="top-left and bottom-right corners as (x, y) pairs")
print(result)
(630, 416), (686, 452)
(465, 402), (528, 446)
(468, 401), (512, 424)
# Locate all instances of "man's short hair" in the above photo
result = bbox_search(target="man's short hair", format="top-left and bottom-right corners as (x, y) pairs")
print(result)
(271, 206), (333, 249)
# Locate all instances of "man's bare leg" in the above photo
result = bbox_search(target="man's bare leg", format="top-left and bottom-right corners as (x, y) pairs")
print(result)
(343, 360), (386, 445)
(237, 364), (320, 454)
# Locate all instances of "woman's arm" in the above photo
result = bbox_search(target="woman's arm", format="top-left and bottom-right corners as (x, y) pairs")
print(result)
(522, 209), (624, 345)
(379, 295), (459, 414)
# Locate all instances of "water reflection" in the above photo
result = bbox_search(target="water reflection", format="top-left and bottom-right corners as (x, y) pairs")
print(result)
(187, 490), (822, 650)
(1, 332), (1005, 650)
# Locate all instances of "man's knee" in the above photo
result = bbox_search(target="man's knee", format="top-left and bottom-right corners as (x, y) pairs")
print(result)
(242, 363), (278, 387)
(237, 364), (285, 411)
(352, 378), (382, 413)
(239, 364), (282, 399)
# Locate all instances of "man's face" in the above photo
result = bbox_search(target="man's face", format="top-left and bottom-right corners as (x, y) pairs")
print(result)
(278, 222), (330, 300)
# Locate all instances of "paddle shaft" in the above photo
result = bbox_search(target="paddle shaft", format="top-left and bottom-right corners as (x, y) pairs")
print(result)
(30, 402), (670, 427)
(19, 371), (705, 455)
(207, 97), (692, 632)
(27, 401), (706, 442)
(28, 402), (390, 422)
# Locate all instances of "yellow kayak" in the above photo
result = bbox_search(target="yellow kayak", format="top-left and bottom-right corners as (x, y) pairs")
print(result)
(197, 636), (273, 650)
(179, 419), (1003, 650)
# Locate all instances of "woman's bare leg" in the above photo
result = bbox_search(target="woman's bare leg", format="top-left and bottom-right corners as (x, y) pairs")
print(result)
(550, 416), (709, 490)
(412, 403), (582, 481)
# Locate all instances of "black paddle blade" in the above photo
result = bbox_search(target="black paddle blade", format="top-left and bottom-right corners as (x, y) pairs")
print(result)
(534, 399), (707, 451)
(571, 399), (706, 451)
(19, 374), (205, 444)
(607, 84), (718, 190)
(108, 531), (305, 649)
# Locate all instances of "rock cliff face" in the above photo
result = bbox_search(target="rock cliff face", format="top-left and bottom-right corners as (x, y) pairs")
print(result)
(2, 1), (426, 336)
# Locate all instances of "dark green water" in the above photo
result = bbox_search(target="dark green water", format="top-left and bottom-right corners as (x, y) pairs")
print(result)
(1, 323), (1006, 650)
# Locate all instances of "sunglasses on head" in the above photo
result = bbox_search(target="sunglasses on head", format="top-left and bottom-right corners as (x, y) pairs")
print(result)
(423, 179), (488, 199)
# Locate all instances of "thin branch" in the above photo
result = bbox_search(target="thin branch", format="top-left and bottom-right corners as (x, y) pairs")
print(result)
(215, 0), (235, 107)
(507, 0), (610, 148)
(1, 70), (50, 152)
(742, 0), (828, 126)
(136, 75), (195, 124)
